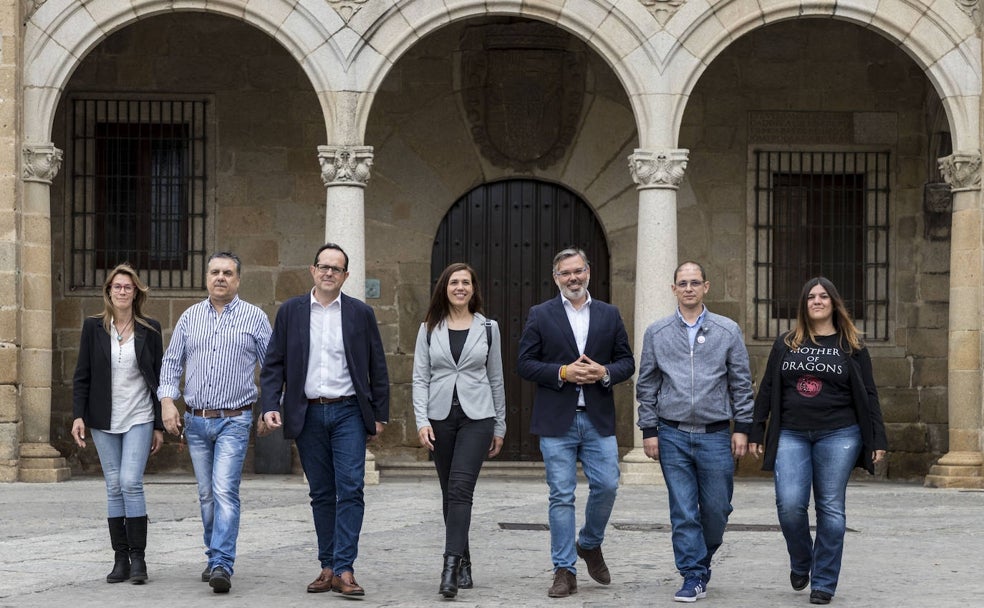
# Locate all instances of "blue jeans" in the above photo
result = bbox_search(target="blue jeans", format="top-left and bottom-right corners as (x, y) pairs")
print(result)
(184, 410), (252, 575)
(90, 422), (154, 518)
(658, 425), (734, 580)
(774, 425), (861, 596)
(539, 411), (619, 573)
(295, 398), (367, 574)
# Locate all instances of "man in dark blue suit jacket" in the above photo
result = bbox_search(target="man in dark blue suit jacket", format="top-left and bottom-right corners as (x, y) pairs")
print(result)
(259, 243), (389, 597)
(518, 248), (635, 598)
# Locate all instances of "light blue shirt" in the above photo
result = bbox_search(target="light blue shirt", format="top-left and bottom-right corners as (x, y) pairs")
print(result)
(676, 305), (708, 349)
(158, 295), (272, 410)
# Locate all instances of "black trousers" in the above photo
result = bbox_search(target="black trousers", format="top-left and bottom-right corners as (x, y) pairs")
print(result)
(430, 401), (495, 557)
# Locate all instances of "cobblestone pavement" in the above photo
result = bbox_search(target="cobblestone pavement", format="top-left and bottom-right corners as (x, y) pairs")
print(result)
(1, 474), (981, 607)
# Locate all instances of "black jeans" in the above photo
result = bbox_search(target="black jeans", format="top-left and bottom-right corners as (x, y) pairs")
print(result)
(431, 401), (495, 557)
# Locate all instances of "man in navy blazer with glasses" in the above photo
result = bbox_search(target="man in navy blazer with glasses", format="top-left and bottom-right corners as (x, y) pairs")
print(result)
(260, 243), (389, 598)
(518, 248), (635, 599)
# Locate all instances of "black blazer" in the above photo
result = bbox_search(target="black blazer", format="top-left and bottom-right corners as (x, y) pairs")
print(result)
(73, 316), (164, 431)
(259, 292), (390, 439)
(517, 295), (635, 437)
(750, 333), (888, 474)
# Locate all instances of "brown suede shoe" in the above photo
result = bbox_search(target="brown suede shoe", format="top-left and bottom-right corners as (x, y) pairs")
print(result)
(548, 568), (577, 598)
(331, 571), (366, 596)
(576, 542), (611, 585)
(307, 567), (334, 593)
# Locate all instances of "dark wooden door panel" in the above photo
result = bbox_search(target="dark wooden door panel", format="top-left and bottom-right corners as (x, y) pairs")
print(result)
(432, 179), (609, 460)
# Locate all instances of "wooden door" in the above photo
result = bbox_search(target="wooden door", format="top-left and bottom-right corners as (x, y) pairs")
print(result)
(432, 179), (610, 460)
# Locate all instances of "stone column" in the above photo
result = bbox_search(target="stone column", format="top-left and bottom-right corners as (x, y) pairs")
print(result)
(317, 145), (372, 301)
(316, 145), (379, 484)
(18, 143), (70, 482)
(925, 151), (984, 488)
(620, 148), (689, 485)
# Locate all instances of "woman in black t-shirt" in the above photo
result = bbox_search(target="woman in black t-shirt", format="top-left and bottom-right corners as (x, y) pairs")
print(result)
(749, 277), (887, 605)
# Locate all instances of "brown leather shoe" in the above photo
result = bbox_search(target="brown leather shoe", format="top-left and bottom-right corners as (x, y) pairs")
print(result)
(307, 567), (334, 593)
(548, 568), (577, 598)
(576, 542), (611, 585)
(331, 571), (365, 596)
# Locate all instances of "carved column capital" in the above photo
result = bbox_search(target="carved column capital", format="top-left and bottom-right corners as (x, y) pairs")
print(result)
(628, 148), (689, 189)
(318, 145), (373, 188)
(22, 143), (63, 184)
(938, 151), (982, 192)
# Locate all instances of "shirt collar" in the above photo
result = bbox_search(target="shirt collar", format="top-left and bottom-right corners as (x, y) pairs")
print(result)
(561, 291), (592, 312)
(310, 288), (342, 309)
(207, 294), (240, 313)
(676, 304), (707, 328)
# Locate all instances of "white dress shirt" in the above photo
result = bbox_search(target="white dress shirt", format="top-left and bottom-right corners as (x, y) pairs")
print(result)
(305, 289), (355, 399)
(562, 292), (592, 407)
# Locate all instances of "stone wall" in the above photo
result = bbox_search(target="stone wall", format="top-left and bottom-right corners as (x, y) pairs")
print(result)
(680, 20), (945, 480)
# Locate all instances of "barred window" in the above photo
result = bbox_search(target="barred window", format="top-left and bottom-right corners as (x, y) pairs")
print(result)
(752, 150), (890, 340)
(69, 99), (208, 289)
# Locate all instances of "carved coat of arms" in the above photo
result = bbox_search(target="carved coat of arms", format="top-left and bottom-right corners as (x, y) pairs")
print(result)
(460, 24), (585, 170)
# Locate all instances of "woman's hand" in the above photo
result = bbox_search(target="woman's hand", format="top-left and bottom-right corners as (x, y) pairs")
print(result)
(748, 443), (764, 459)
(418, 426), (435, 451)
(873, 449), (886, 464)
(151, 430), (164, 455)
(488, 436), (504, 458)
(71, 418), (87, 448)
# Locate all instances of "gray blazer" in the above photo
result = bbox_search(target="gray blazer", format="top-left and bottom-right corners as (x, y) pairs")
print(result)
(412, 314), (506, 438)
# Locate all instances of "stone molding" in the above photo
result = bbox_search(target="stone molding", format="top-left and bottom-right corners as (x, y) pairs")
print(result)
(638, 0), (687, 27)
(325, 0), (371, 23)
(318, 146), (373, 188)
(955, 0), (982, 27)
(938, 151), (982, 192)
(628, 149), (689, 189)
(22, 143), (63, 184)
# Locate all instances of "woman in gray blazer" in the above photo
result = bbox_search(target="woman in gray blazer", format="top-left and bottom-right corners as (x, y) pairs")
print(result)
(413, 263), (506, 599)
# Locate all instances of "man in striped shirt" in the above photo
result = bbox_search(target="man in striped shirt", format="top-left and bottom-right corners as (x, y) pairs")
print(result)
(159, 251), (272, 594)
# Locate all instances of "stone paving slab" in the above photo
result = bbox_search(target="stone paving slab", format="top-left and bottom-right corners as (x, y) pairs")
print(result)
(0, 475), (981, 607)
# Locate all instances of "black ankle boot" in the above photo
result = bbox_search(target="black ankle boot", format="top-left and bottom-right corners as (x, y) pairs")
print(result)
(439, 554), (461, 598)
(106, 517), (130, 583)
(125, 516), (148, 584)
(457, 557), (473, 589)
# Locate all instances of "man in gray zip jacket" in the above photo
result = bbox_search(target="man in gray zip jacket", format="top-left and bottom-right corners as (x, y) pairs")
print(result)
(636, 261), (754, 603)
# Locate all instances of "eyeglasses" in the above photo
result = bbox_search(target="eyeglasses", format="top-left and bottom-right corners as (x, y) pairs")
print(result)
(110, 284), (135, 293)
(314, 264), (346, 275)
(554, 267), (588, 279)
(676, 280), (706, 289)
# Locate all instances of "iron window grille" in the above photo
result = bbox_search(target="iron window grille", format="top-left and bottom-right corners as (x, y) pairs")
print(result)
(68, 98), (208, 290)
(752, 150), (890, 341)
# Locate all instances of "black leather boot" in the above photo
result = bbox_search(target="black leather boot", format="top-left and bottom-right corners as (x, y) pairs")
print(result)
(439, 554), (461, 598)
(457, 549), (473, 589)
(106, 517), (130, 583)
(125, 515), (148, 584)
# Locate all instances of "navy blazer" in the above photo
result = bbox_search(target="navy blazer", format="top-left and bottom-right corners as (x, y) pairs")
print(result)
(517, 295), (635, 437)
(259, 292), (390, 439)
(72, 316), (164, 431)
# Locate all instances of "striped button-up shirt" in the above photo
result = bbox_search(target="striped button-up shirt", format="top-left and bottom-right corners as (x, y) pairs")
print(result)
(158, 295), (272, 410)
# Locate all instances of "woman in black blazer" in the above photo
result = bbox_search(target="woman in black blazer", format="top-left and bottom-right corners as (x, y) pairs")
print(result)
(71, 264), (164, 585)
(749, 277), (887, 605)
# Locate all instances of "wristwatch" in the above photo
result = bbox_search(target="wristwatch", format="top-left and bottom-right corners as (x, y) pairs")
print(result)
(601, 368), (611, 386)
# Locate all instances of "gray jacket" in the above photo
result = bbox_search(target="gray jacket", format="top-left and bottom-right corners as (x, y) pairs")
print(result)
(636, 308), (754, 438)
(412, 314), (507, 438)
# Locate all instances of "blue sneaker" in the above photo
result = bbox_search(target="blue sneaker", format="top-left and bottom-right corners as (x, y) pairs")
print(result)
(674, 576), (707, 603)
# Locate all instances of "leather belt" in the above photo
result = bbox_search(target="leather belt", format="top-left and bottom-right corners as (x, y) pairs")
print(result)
(307, 395), (354, 405)
(185, 405), (251, 418)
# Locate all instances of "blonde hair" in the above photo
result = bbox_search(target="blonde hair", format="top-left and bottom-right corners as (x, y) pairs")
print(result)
(95, 264), (157, 334)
